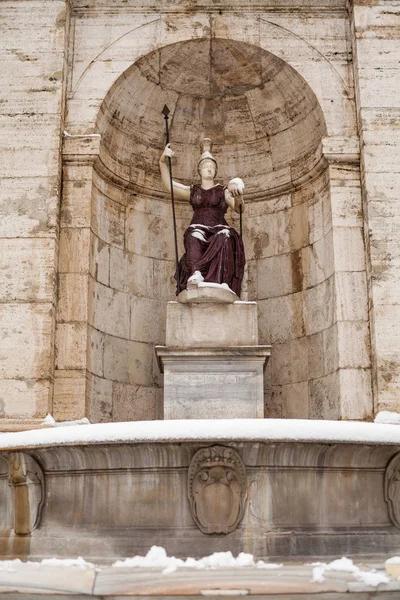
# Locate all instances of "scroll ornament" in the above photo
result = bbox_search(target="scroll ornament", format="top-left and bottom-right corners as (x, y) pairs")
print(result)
(8, 452), (45, 535)
(385, 451), (400, 529)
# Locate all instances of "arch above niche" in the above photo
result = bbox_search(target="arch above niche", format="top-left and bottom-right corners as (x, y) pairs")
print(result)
(96, 38), (327, 200)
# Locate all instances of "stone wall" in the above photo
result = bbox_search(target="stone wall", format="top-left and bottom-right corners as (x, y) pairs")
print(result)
(1, 0), (398, 427)
(350, 1), (400, 413)
(0, 0), (69, 430)
(86, 175), (190, 422)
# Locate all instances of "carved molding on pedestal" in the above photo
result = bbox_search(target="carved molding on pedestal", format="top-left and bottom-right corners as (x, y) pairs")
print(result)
(188, 445), (247, 534)
(8, 452), (45, 535)
(384, 452), (400, 529)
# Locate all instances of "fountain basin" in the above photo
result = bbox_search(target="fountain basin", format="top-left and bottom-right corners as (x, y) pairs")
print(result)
(1, 419), (400, 562)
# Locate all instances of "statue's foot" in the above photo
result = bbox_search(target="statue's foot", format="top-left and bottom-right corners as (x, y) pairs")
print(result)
(187, 270), (204, 288)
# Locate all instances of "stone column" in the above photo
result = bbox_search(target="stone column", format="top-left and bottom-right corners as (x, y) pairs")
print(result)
(53, 134), (100, 421)
(0, 0), (70, 431)
(349, 0), (400, 413)
(323, 136), (373, 420)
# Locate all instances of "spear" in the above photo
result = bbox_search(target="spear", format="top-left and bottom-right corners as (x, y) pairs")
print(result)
(162, 105), (179, 276)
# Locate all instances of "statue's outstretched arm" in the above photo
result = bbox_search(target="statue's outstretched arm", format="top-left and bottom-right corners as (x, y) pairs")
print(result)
(226, 177), (245, 214)
(159, 144), (190, 201)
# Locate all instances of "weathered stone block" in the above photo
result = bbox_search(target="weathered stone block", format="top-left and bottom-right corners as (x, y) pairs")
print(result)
(303, 277), (335, 337)
(0, 238), (56, 302)
(309, 371), (340, 420)
(91, 192), (125, 248)
(112, 383), (157, 422)
(53, 373), (86, 421)
(103, 335), (153, 387)
(87, 326), (105, 378)
(0, 379), (50, 420)
(333, 227), (366, 272)
(125, 206), (175, 261)
(301, 231), (334, 290)
(339, 369), (373, 421)
(60, 178), (92, 229)
(58, 274), (89, 323)
(258, 292), (304, 345)
(0, 304), (53, 379)
(337, 321), (370, 370)
(280, 381), (309, 419)
(59, 228), (90, 274)
(90, 235), (110, 287)
(257, 253), (293, 299)
(271, 337), (308, 386)
(335, 271), (368, 322)
(307, 326), (339, 381)
(166, 301), (258, 348)
(109, 247), (153, 297)
(55, 323), (87, 371)
(0, 176), (58, 238)
(130, 297), (166, 344)
(87, 373), (113, 423)
(88, 280), (130, 339)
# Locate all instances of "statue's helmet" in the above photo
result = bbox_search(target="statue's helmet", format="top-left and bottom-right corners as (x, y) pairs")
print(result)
(197, 138), (217, 176)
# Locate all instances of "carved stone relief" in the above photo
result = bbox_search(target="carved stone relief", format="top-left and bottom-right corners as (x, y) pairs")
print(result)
(188, 445), (247, 534)
(8, 452), (45, 535)
(384, 451), (400, 529)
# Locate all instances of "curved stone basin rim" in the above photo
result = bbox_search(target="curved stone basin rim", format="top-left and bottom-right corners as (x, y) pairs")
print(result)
(1, 418), (400, 451)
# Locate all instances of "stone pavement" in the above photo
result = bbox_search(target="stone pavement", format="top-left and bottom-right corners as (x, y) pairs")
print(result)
(0, 560), (400, 598)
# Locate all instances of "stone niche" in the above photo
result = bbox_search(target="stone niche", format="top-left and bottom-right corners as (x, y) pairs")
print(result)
(78, 37), (368, 422)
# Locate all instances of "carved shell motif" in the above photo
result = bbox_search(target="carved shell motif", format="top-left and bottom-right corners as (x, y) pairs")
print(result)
(385, 451), (400, 529)
(188, 445), (247, 534)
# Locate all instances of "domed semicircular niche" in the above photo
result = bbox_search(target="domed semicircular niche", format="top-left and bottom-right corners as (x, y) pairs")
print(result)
(88, 38), (337, 422)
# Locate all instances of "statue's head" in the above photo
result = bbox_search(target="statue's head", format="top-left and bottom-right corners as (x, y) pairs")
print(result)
(197, 138), (217, 178)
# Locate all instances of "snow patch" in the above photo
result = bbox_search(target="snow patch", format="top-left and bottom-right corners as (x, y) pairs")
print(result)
(191, 230), (208, 243)
(354, 570), (390, 587)
(112, 546), (282, 574)
(0, 559), (23, 573)
(40, 556), (95, 568)
(63, 131), (100, 138)
(375, 411), (400, 424)
(42, 413), (90, 427)
(312, 557), (389, 588)
(0, 557), (95, 570)
(3, 419), (400, 451)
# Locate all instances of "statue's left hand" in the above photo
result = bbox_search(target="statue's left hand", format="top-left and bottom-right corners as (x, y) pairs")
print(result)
(228, 177), (245, 197)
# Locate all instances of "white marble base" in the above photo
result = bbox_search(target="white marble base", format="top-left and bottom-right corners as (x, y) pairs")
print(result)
(156, 347), (270, 419)
(177, 283), (239, 304)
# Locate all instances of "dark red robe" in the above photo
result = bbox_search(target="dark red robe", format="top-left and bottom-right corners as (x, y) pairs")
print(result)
(175, 184), (245, 297)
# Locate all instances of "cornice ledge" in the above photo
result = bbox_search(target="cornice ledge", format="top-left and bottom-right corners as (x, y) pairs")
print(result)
(322, 136), (360, 165)
(62, 133), (101, 164)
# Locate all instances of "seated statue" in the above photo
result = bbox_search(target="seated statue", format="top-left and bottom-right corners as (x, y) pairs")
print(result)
(159, 139), (246, 297)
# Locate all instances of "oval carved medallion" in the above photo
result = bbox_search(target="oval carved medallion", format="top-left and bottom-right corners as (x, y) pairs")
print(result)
(188, 445), (247, 534)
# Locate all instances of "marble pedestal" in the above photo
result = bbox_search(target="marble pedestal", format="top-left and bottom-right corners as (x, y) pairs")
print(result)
(156, 299), (270, 420)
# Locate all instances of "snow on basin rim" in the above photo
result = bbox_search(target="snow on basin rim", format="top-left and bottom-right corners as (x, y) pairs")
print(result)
(1, 419), (400, 450)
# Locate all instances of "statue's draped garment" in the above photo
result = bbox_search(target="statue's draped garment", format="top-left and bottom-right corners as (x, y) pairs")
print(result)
(175, 183), (245, 296)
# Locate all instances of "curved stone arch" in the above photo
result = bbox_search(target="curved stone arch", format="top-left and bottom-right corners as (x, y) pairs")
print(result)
(94, 37), (328, 201)
(258, 18), (355, 138)
(69, 19), (352, 139)
(59, 27), (371, 424)
(83, 35), (335, 423)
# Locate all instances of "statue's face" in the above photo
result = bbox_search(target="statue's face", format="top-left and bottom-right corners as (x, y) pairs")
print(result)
(198, 159), (217, 180)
